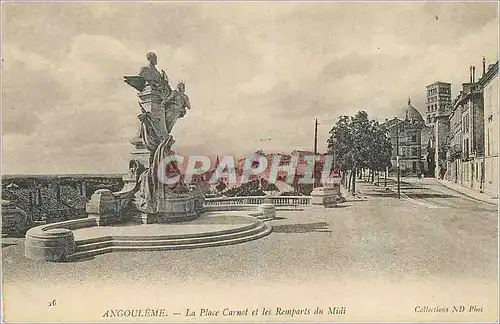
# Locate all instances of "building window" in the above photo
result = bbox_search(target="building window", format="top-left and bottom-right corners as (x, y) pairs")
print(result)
(412, 161), (417, 173)
(412, 147), (418, 156)
(411, 135), (417, 143)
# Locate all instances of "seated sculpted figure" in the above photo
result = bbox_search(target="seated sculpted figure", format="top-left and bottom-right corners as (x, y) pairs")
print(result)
(135, 135), (189, 213)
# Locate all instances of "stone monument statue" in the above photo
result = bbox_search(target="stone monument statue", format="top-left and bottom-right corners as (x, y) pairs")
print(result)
(125, 52), (191, 144)
(121, 52), (197, 223)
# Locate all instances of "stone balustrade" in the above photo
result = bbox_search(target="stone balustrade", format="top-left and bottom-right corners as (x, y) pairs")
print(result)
(204, 196), (311, 206)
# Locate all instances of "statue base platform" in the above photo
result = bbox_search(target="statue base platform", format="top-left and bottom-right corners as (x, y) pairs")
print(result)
(25, 212), (272, 262)
(134, 194), (198, 224)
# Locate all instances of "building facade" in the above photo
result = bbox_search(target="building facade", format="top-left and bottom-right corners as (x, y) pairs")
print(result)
(421, 125), (435, 177)
(479, 61), (498, 197)
(445, 77), (485, 190)
(434, 114), (450, 179)
(385, 99), (427, 177)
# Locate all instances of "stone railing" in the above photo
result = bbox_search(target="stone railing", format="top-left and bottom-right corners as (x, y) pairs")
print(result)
(204, 196), (311, 206)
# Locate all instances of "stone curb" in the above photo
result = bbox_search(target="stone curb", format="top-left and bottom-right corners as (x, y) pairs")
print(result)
(436, 179), (498, 206)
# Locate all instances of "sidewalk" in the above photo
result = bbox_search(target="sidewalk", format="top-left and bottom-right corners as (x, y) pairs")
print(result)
(379, 176), (498, 206)
(339, 183), (368, 202)
(435, 179), (498, 206)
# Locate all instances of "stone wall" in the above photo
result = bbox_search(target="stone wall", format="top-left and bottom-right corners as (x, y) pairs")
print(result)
(483, 70), (498, 197)
(434, 117), (450, 178)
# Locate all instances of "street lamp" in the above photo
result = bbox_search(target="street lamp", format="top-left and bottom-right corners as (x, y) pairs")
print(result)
(313, 117), (339, 188)
(396, 122), (401, 199)
(314, 118), (318, 155)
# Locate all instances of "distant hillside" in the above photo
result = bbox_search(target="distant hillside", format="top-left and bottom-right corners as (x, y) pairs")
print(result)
(2, 173), (125, 180)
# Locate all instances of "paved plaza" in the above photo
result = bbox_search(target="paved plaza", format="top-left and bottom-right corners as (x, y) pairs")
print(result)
(2, 179), (497, 285)
(2, 178), (498, 322)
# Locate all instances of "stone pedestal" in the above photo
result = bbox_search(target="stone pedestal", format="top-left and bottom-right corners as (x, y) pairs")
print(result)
(24, 228), (75, 262)
(129, 148), (150, 169)
(194, 192), (206, 214)
(138, 86), (168, 138)
(86, 189), (120, 225)
(138, 213), (157, 224)
(190, 185), (206, 215)
(128, 86), (166, 166)
(137, 194), (197, 224)
(258, 203), (276, 219)
(311, 186), (338, 207)
(155, 194), (197, 223)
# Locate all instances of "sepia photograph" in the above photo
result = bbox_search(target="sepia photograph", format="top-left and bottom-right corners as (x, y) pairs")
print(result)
(1, 1), (499, 322)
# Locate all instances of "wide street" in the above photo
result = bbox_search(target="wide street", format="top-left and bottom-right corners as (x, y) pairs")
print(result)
(2, 178), (498, 322)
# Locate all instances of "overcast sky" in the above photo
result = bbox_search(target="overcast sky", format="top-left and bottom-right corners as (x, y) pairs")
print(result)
(1, 2), (498, 174)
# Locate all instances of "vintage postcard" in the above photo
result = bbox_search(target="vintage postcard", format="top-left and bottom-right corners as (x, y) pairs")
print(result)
(1, 1), (499, 323)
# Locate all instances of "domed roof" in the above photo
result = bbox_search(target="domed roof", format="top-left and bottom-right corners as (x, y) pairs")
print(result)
(399, 98), (424, 123)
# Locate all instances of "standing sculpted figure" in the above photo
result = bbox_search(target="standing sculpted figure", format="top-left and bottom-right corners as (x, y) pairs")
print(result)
(163, 82), (191, 134)
(125, 52), (191, 140)
(139, 52), (172, 97)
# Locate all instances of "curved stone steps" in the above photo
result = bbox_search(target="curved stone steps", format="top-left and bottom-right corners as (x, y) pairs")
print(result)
(68, 222), (272, 261)
(75, 222), (268, 251)
(75, 221), (259, 246)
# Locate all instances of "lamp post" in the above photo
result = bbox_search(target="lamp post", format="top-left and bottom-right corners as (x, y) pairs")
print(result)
(396, 122), (401, 199)
(314, 118), (318, 155)
(313, 117), (339, 188)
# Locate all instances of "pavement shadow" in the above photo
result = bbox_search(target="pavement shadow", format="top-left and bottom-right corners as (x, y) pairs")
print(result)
(344, 198), (368, 202)
(325, 204), (350, 208)
(2, 233), (26, 238)
(1, 243), (18, 248)
(407, 193), (457, 199)
(364, 192), (398, 198)
(276, 207), (304, 211)
(70, 256), (95, 262)
(272, 222), (331, 233)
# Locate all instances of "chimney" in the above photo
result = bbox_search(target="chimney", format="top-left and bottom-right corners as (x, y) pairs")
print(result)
(469, 66), (473, 83)
(482, 57), (486, 77)
(472, 66), (476, 83)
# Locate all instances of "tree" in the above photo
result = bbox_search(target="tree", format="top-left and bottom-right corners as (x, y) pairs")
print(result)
(366, 121), (392, 182)
(327, 115), (354, 191)
(327, 111), (392, 195)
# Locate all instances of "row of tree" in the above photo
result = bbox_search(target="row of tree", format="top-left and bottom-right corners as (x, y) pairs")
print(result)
(326, 111), (392, 194)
